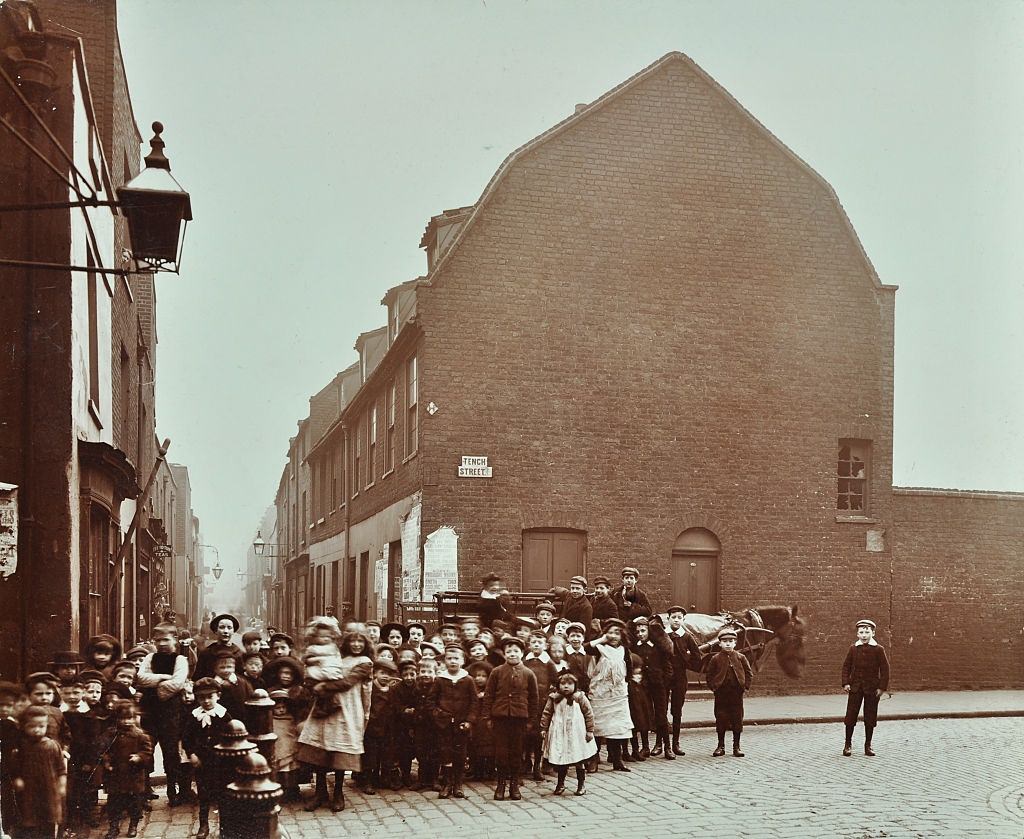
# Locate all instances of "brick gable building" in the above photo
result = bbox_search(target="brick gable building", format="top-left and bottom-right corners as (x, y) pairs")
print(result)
(270, 52), (1022, 692)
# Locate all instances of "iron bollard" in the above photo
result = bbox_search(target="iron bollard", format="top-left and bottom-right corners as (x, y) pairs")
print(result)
(245, 689), (278, 766)
(213, 720), (257, 839)
(220, 750), (283, 839)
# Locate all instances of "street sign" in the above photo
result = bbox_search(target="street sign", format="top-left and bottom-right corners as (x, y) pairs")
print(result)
(458, 455), (492, 478)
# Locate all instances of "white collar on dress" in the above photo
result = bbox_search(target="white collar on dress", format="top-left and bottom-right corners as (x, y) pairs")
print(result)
(524, 651), (551, 664)
(855, 638), (878, 646)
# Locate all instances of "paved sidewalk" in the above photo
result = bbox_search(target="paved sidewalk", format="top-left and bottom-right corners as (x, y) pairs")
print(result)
(680, 688), (1024, 727)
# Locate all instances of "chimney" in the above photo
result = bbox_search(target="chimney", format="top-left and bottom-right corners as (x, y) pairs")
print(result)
(574, 103), (588, 114)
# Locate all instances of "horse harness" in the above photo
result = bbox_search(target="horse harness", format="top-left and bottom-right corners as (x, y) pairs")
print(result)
(724, 607), (778, 673)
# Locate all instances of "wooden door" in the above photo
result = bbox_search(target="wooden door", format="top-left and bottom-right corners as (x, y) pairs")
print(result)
(522, 530), (585, 591)
(671, 554), (718, 615)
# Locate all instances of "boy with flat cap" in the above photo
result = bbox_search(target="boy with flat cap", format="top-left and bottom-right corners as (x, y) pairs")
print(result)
(611, 567), (652, 623)
(482, 636), (538, 802)
(666, 605), (702, 755)
(841, 618), (890, 756)
(704, 627), (753, 757)
(561, 576), (593, 628)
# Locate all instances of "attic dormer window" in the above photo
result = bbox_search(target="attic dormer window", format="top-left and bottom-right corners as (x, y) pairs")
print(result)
(390, 302), (399, 345)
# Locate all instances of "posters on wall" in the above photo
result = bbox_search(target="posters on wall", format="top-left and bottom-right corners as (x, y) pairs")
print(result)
(400, 497), (421, 602)
(423, 525), (458, 599)
(0, 483), (18, 580)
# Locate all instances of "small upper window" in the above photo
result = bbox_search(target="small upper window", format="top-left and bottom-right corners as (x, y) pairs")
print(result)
(837, 440), (870, 512)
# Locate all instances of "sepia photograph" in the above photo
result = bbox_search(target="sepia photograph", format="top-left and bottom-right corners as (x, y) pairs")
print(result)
(0, 1), (1021, 837)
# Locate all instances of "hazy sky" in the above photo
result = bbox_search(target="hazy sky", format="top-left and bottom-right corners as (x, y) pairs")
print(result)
(116, 1), (1023, 588)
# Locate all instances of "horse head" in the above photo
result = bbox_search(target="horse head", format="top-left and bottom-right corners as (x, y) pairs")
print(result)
(754, 605), (807, 678)
(771, 604), (807, 678)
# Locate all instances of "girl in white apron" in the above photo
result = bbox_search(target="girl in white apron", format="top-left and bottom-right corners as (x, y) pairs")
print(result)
(540, 671), (597, 796)
(585, 618), (634, 771)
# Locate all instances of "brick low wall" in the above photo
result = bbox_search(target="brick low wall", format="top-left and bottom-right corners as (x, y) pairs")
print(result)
(891, 488), (1024, 690)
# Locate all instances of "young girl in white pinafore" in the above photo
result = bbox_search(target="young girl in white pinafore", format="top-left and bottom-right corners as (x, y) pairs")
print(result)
(540, 671), (597, 796)
(584, 618), (634, 771)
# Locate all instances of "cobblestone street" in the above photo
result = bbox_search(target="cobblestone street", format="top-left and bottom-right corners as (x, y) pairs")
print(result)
(132, 718), (1024, 839)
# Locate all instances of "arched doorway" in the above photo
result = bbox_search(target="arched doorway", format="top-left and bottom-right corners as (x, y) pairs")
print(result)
(671, 528), (720, 614)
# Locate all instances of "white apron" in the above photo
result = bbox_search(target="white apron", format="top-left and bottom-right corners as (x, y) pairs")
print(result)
(543, 697), (598, 766)
(587, 642), (633, 739)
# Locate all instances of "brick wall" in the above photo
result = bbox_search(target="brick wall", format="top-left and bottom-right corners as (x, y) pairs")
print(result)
(891, 488), (1024, 689)
(415, 54), (896, 693)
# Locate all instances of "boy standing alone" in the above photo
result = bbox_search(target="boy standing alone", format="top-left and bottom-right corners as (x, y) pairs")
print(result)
(841, 618), (890, 756)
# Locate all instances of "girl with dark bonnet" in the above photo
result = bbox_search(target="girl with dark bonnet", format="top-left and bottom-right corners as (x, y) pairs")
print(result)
(296, 617), (373, 813)
(262, 656), (308, 802)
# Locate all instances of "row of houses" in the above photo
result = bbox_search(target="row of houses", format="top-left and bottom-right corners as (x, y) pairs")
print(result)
(0, 0), (206, 679)
(252, 52), (1023, 693)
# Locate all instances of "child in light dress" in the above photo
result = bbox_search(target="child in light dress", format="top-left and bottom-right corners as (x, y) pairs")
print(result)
(540, 672), (596, 796)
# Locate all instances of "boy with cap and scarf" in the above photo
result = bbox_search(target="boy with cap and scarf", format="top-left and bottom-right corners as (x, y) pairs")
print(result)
(704, 627), (753, 757)
(611, 567), (652, 623)
(841, 618), (890, 756)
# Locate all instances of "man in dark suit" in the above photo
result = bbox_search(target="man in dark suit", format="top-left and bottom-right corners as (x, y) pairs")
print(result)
(841, 618), (890, 756)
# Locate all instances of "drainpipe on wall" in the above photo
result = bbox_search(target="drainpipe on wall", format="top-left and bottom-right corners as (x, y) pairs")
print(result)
(342, 423), (350, 614)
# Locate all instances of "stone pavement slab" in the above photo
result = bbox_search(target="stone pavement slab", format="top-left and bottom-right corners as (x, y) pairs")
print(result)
(682, 689), (1024, 727)
(120, 717), (1024, 839)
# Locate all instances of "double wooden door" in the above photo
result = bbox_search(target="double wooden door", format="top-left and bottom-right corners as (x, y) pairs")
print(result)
(522, 529), (585, 591)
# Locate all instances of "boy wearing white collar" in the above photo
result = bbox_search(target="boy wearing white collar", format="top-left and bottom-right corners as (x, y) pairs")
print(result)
(433, 645), (475, 800)
(182, 678), (233, 839)
(841, 619), (890, 757)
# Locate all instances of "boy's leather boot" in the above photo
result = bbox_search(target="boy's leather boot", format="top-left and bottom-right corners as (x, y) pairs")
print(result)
(672, 721), (685, 755)
(195, 815), (209, 839)
(732, 732), (744, 757)
(437, 767), (451, 799)
(651, 731), (663, 756)
(493, 774), (506, 801)
(864, 726), (875, 756)
(451, 764), (466, 799)
(661, 726), (676, 760)
(126, 820), (139, 838)
(105, 820), (120, 839)
(509, 776), (522, 800)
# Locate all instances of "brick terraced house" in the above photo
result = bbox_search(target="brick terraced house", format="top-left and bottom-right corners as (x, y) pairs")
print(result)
(272, 52), (1022, 692)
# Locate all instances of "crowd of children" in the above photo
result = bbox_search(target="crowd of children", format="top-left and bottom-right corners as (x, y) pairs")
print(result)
(0, 568), (890, 839)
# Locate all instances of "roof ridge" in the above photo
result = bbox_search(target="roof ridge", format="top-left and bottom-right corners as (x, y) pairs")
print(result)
(421, 50), (895, 293)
